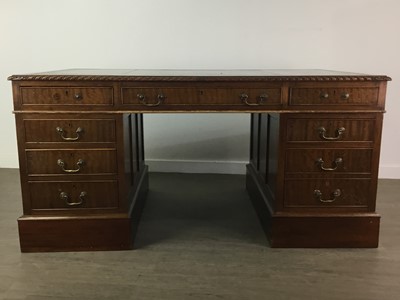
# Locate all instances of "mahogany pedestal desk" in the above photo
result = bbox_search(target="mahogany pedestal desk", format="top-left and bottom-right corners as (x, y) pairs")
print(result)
(8, 69), (390, 252)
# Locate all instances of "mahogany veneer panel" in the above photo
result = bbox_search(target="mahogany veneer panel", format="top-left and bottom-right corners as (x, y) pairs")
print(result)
(28, 180), (119, 211)
(289, 87), (379, 106)
(26, 149), (117, 176)
(18, 215), (132, 252)
(24, 119), (116, 144)
(122, 86), (281, 106)
(283, 178), (371, 209)
(285, 148), (373, 174)
(21, 87), (114, 106)
(286, 117), (376, 143)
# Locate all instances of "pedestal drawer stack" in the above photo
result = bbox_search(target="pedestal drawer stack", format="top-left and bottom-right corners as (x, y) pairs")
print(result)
(12, 82), (147, 252)
(20, 115), (119, 214)
(282, 113), (382, 213)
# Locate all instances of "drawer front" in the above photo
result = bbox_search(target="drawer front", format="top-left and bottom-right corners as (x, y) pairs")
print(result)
(24, 119), (116, 143)
(284, 178), (371, 208)
(21, 87), (114, 105)
(26, 149), (117, 175)
(285, 149), (373, 174)
(121, 87), (281, 106)
(286, 118), (375, 142)
(29, 181), (118, 210)
(289, 87), (378, 106)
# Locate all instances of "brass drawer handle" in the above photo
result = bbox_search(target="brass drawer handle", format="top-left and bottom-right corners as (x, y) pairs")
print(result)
(57, 158), (85, 173)
(320, 92), (329, 99)
(341, 92), (350, 100)
(316, 157), (343, 171)
(318, 127), (345, 140)
(56, 127), (83, 141)
(259, 93), (269, 103)
(137, 93), (165, 107)
(314, 189), (341, 203)
(240, 93), (268, 106)
(60, 191), (86, 206)
(74, 93), (83, 100)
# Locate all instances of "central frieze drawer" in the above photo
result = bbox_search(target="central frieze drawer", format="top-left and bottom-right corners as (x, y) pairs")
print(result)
(24, 119), (116, 144)
(285, 148), (373, 173)
(29, 180), (119, 211)
(284, 178), (371, 209)
(121, 87), (281, 106)
(289, 87), (379, 106)
(21, 87), (114, 105)
(26, 149), (117, 175)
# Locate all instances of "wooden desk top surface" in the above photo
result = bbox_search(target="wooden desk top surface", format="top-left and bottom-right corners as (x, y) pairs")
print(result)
(8, 69), (391, 82)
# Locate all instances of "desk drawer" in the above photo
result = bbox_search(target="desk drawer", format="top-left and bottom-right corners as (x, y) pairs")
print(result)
(121, 87), (281, 106)
(284, 178), (371, 209)
(289, 87), (379, 106)
(29, 181), (118, 211)
(285, 148), (373, 174)
(26, 149), (117, 175)
(286, 118), (375, 142)
(24, 119), (116, 144)
(21, 87), (114, 106)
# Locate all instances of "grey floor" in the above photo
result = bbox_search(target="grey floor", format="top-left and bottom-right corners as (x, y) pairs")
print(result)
(0, 168), (399, 300)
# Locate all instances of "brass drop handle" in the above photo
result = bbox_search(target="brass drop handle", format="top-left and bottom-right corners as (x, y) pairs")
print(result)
(60, 191), (86, 206)
(320, 92), (329, 99)
(341, 92), (350, 100)
(74, 93), (83, 100)
(56, 127), (83, 141)
(316, 157), (343, 171)
(57, 158), (85, 173)
(240, 93), (268, 106)
(318, 127), (345, 141)
(240, 93), (249, 103)
(314, 189), (341, 203)
(259, 94), (269, 103)
(137, 93), (165, 107)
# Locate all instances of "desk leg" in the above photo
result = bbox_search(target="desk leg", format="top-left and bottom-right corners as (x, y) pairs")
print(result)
(125, 113), (149, 247)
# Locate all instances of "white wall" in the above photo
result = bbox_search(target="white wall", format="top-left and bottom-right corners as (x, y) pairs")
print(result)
(1, 0), (399, 178)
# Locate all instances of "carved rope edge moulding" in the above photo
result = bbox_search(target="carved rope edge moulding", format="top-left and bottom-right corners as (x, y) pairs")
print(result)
(7, 75), (392, 82)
